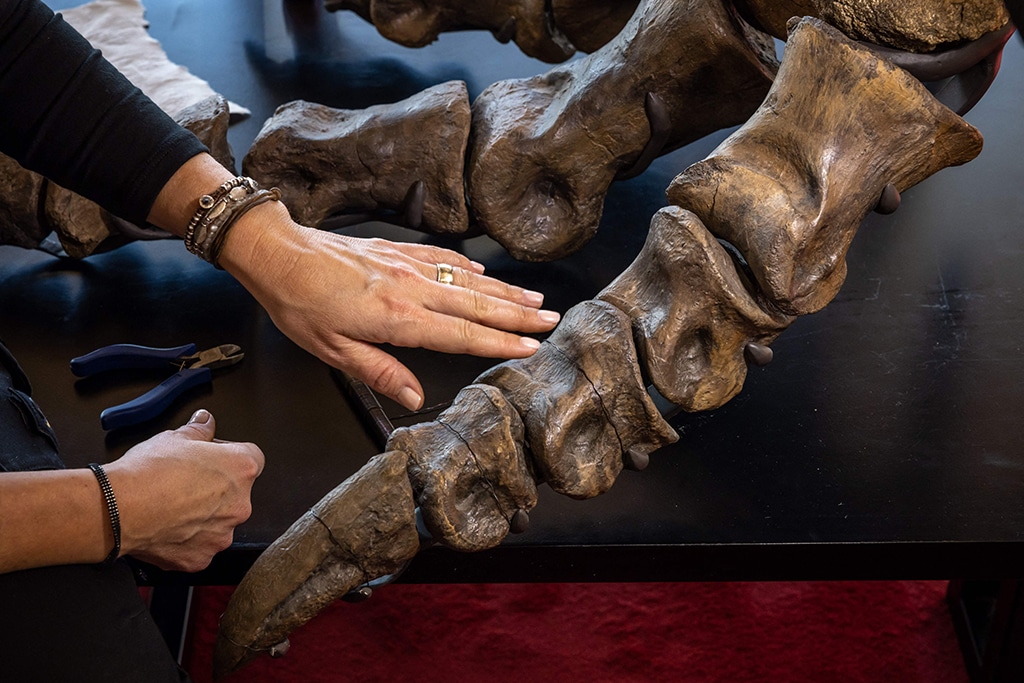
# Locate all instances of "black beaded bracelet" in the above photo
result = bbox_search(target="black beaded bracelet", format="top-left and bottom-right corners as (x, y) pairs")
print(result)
(88, 463), (121, 564)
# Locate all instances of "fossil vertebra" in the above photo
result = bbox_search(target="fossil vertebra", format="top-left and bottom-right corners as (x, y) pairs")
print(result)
(243, 82), (472, 234)
(467, 0), (778, 261)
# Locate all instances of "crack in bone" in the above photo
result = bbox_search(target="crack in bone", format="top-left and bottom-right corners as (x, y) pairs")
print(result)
(437, 413), (512, 525)
(545, 339), (627, 457)
(309, 510), (371, 585)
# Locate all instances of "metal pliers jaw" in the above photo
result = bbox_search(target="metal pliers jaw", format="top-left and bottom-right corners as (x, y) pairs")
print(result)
(70, 343), (244, 430)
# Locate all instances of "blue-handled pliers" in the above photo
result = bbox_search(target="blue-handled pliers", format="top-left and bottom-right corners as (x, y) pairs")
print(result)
(70, 343), (244, 430)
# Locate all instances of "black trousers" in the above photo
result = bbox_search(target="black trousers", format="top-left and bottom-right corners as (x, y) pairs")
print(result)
(0, 340), (189, 683)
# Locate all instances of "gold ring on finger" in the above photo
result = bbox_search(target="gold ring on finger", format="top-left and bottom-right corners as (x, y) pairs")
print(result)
(436, 262), (455, 285)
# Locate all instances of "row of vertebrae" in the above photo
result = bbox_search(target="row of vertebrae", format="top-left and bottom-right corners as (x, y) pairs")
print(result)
(215, 17), (983, 678)
(329, 0), (1010, 60)
(243, 0), (780, 261)
(324, 0), (639, 63)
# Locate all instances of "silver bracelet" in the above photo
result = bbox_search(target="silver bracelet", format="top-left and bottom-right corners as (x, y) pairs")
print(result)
(88, 463), (121, 564)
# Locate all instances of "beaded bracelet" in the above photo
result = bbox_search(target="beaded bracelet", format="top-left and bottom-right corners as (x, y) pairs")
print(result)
(184, 176), (282, 267)
(88, 463), (121, 564)
(183, 176), (253, 254)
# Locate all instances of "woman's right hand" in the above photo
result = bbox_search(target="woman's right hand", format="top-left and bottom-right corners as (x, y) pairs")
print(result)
(104, 409), (265, 572)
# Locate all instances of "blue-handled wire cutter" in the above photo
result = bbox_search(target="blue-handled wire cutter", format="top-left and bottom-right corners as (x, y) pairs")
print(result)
(70, 343), (244, 430)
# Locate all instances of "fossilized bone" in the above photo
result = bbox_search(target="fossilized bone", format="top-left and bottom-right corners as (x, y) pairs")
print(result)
(242, 82), (471, 234)
(466, 0), (779, 261)
(667, 16), (985, 316)
(213, 17), (982, 678)
(813, 0), (1009, 52)
(252, 0), (1004, 250)
(476, 300), (678, 501)
(250, 0), (775, 252)
(387, 383), (539, 550)
(740, 0), (1009, 51)
(216, 450), (422, 666)
(324, 0), (575, 64)
(0, 155), (48, 250)
(598, 210), (794, 412)
(550, 0), (640, 53)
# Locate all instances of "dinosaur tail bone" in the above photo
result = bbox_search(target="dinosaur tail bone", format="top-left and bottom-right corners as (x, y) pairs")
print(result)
(214, 451), (421, 677)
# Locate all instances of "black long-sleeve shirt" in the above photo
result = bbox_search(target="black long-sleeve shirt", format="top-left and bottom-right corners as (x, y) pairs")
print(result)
(0, 0), (206, 225)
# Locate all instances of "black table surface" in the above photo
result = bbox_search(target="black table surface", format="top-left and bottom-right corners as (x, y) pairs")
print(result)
(2, 1), (1023, 584)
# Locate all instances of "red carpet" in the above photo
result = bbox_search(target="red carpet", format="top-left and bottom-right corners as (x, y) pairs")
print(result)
(184, 581), (969, 682)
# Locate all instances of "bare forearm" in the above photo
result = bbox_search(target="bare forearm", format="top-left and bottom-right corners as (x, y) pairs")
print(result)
(0, 470), (112, 573)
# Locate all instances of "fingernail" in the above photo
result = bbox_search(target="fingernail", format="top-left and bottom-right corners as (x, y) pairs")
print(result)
(522, 290), (544, 306)
(520, 337), (541, 350)
(189, 409), (211, 425)
(539, 310), (561, 325)
(398, 387), (423, 411)
(469, 261), (486, 274)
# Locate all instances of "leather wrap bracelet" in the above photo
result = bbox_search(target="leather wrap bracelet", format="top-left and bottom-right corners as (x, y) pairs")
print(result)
(184, 176), (282, 268)
(88, 463), (121, 564)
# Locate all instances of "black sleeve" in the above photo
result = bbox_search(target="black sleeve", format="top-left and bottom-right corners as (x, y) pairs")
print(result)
(0, 0), (209, 225)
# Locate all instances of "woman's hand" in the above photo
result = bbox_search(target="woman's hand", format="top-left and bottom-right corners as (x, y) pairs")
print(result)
(220, 201), (561, 410)
(0, 410), (262, 574)
(105, 410), (264, 572)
